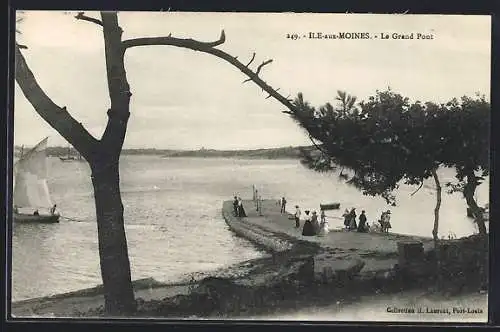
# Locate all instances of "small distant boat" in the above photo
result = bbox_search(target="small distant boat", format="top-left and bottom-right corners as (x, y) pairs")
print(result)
(320, 203), (341, 211)
(59, 145), (84, 162)
(13, 137), (60, 223)
(59, 156), (77, 161)
(14, 213), (60, 223)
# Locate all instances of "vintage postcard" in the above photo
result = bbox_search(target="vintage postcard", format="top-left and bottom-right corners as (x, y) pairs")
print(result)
(10, 11), (490, 323)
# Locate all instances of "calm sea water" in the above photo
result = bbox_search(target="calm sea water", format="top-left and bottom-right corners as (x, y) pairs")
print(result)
(11, 156), (489, 301)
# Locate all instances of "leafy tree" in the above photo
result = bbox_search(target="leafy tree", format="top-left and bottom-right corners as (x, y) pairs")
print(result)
(441, 95), (490, 235)
(14, 11), (306, 315)
(287, 88), (489, 246)
(335, 90), (357, 116)
(291, 89), (419, 205)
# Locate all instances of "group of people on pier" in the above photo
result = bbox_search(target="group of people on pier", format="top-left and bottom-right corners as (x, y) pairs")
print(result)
(232, 196), (247, 218)
(234, 189), (393, 236)
(294, 205), (329, 237)
(342, 208), (392, 233)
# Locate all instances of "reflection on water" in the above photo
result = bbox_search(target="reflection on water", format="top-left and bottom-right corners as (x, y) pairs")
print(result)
(11, 156), (489, 301)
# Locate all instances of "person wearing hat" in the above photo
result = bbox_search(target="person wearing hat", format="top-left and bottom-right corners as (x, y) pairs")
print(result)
(302, 210), (315, 236)
(233, 196), (239, 216)
(319, 210), (329, 236)
(358, 210), (368, 233)
(384, 210), (392, 232)
(379, 210), (391, 232)
(311, 211), (320, 235)
(281, 197), (287, 214)
(378, 211), (386, 232)
(294, 205), (302, 228)
(348, 208), (357, 230)
(237, 197), (247, 218)
(342, 209), (350, 229)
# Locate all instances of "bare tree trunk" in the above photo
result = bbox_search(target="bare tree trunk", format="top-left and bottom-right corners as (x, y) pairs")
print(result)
(91, 158), (135, 315)
(431, 169), (442, 244)
(464, 171), (487, 235)
(95, 12), (136, 315)
(431, 168), (443, 289)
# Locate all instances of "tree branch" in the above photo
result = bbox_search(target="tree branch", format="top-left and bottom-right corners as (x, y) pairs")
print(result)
(122, 32), (298, 113)
(14, 45), (98, 159)
(255, 59), (273, 75)
(245, 52), (256, 67)
(75, 12), (103, 26)
(124, 30), (226, 49)
(307, 135), (330, 159)
(410, 181), (424, 196)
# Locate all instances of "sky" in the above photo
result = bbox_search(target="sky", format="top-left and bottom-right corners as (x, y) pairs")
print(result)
(14, 11), (491, 149)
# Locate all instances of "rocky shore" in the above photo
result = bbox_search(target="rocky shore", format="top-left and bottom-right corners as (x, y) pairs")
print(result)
(11, 199), (488, 320)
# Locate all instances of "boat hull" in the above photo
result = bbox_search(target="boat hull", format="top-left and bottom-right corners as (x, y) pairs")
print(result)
(59, 157), (76, 162)
(320, 203), (341, 211)
(14, 213), (60, 224)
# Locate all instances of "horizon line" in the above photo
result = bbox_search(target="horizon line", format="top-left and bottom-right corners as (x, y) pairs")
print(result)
(13, 145), (311, 151)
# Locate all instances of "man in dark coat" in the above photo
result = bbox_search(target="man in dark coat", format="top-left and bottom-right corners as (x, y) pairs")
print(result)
(233, 196), (239, 216)
(280, 197), (287, 214)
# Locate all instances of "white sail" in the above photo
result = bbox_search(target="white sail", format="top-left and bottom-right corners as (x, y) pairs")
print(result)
(13, 137), (53, 209)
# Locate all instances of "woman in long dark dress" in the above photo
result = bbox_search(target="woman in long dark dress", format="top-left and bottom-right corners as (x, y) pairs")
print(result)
(237, 197), (247, 217)
(311, 211), (320, 235)
(348, 208), (357, 230)
(357, 210), (367, 233)
(302, 210), (315, 236)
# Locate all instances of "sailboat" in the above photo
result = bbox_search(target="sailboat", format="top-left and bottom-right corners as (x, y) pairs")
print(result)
(13, 137), (60, 223)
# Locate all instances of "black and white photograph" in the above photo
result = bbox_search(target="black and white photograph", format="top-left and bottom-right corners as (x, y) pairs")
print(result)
(10, 11), (490, 322)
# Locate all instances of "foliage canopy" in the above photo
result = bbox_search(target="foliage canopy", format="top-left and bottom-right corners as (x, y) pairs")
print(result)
(289, 89), (490, 207)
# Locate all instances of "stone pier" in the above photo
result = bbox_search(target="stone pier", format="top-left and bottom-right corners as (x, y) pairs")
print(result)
(222, 199), (434, 286)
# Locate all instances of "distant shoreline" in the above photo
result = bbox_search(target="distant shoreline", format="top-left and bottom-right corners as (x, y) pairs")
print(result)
(14, 145), (311, 160)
